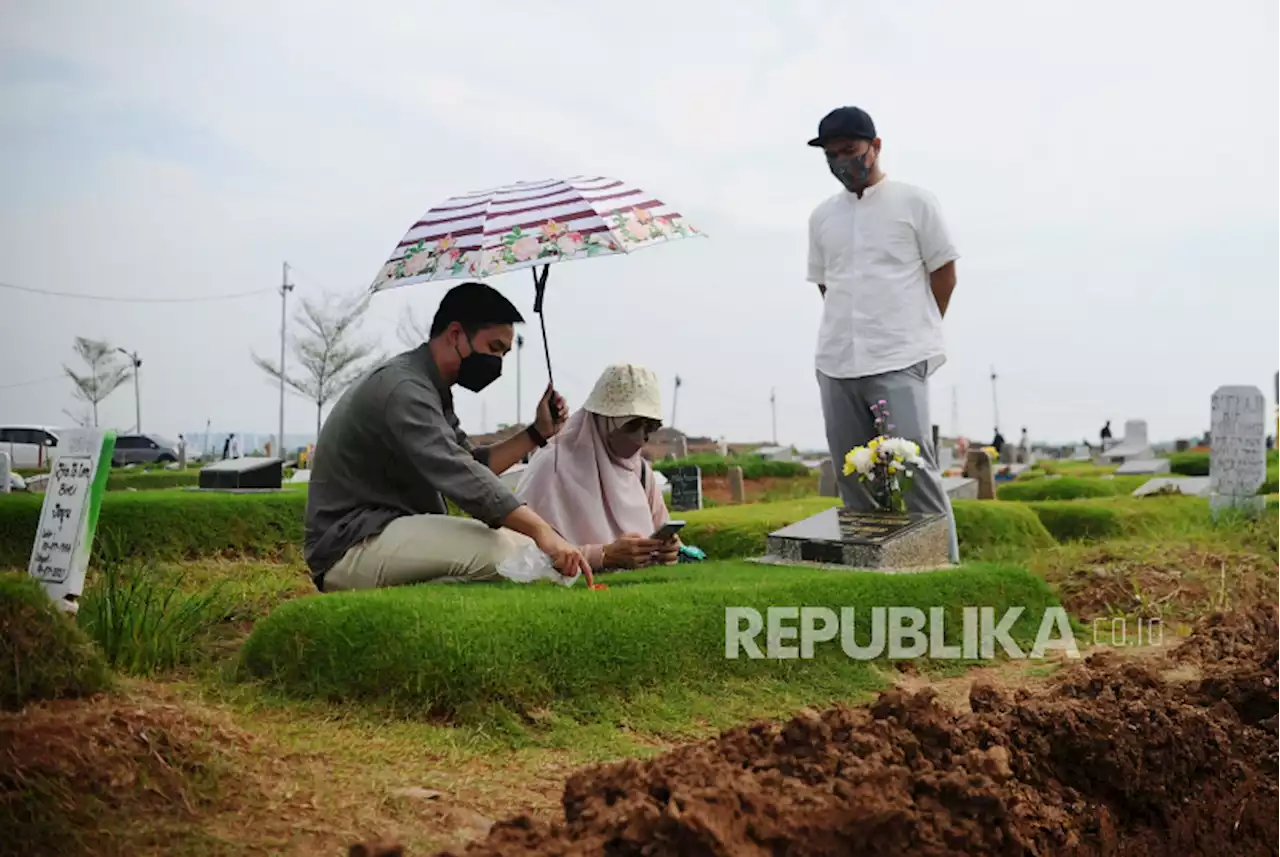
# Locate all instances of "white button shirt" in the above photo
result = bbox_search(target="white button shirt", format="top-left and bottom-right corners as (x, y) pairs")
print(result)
(807, 178), (959, 380)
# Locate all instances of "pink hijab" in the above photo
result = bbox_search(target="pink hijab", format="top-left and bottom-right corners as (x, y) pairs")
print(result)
(515, 409), (668, 550)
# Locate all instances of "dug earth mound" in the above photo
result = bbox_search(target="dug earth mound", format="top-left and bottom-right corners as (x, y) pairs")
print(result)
(357, 607), (1277, 857)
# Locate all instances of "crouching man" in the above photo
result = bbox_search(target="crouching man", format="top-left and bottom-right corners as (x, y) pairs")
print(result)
(304, 281), (593, 591)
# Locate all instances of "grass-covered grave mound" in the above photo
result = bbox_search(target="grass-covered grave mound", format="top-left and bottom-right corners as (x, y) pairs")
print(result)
(3, 491), (1061, 568)
(239, 561), (1063, 722)
(0, 572), (111, 711)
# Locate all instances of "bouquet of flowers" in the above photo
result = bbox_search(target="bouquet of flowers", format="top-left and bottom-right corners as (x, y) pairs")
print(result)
(842, 401), (926, 513)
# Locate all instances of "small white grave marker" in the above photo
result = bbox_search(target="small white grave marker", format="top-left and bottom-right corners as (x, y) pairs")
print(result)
(27, 429), (115, 613)
(1209, 385), (1267, 517)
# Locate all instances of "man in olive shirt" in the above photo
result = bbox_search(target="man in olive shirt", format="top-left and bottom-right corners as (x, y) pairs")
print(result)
(304, 282), (592, 591)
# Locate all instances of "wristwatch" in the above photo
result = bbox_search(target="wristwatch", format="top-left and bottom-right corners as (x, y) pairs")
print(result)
(526, 424), (548, 448)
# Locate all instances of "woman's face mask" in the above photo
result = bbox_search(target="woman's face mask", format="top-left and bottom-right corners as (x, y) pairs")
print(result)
(602, 417), (654, 460)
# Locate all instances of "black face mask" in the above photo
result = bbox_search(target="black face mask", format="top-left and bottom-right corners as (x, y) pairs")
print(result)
(454, 335), (503, 393)
(827, 149), (873, 194)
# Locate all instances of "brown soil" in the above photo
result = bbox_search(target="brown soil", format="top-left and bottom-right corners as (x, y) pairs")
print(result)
(405, 606), (1279, 857)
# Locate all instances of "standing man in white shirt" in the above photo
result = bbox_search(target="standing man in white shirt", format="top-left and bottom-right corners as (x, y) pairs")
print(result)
(805, 106), (960, 563)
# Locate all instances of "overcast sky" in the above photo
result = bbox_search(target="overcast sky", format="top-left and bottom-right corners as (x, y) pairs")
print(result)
(1, 0), (1276, 451)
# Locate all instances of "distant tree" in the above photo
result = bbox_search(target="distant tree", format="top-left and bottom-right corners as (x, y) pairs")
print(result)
(396, 306), (432, 349)
(63, 337), (130, 427)
(252, 290), (381, 439)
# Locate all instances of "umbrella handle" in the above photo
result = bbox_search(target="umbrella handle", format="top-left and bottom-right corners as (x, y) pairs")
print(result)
(532, 264), (561, 474)
(531, 265), (560, 423)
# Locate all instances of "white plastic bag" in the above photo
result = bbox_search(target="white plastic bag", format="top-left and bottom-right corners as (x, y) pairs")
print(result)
(496, 544), (580, 588)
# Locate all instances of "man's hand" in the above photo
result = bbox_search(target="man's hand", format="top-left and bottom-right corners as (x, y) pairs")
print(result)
(604, 532), (664, 569)
(535, 528), (594, 586)
(534, 384), (569, 439)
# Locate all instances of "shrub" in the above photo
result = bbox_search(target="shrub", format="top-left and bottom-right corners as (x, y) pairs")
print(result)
(997, 476), (1149, 502)
(1167, 452), (1210, 477)
(0, 573), (111, 710)
(239, 562), (1060, 719)
(654, 454), (810, 480)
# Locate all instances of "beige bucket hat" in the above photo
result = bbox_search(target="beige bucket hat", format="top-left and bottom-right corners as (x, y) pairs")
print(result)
(582, 364), (664, 423)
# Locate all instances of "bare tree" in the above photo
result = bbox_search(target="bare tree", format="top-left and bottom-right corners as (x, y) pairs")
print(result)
(62, 407), (93, 428)
(397, 306), (432, 349)
(63, 337), (130, 427)
(253, 290), (381, 439)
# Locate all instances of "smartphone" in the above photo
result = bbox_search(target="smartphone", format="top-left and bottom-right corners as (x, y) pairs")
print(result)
(651, 520), (686, 542)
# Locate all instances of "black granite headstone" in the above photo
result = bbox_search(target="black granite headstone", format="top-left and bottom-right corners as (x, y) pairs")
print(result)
(198, 457), (284, 490)
(668, 465), (702, 511)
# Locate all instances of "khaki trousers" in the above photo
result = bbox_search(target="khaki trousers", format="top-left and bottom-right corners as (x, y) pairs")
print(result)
(322, 515), (535, 591)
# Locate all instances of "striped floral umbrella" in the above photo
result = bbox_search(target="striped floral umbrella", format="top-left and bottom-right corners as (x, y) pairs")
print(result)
(368, 175), (704, 422)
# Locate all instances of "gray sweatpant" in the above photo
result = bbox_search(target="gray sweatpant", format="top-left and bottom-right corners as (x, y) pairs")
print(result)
(817, 362), (960, 563)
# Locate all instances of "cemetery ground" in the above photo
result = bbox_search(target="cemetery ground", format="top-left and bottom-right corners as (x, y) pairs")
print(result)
(1, 454), (1277, 855)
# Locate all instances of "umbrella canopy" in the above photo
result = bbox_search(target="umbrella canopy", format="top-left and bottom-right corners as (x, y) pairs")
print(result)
(369, 175), (702, 292)
(368, 175), (703, 461)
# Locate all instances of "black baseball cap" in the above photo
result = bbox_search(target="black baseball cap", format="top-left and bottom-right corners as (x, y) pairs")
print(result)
(807, 106), (877, 147)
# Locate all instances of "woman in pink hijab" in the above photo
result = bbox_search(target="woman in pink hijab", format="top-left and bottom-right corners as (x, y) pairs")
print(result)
(515, 364), (679, 572)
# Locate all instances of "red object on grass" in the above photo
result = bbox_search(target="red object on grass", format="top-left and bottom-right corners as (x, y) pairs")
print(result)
(589, 583), (609, 590)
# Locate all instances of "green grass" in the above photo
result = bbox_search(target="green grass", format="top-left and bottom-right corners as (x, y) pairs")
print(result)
(1035, 460), (1118, 478)
(76, 561), (231, 677)
(239, 560), (1062, 726)
(952, 501), (1056, 560)
(105, 469), (201, 491)
(0, 489), (306, 568)
(1026, 495), (1279, 544)
(1, 572), (111, 710)
(997, 475), (1152, 501)
(1167, 450), (1278, 492)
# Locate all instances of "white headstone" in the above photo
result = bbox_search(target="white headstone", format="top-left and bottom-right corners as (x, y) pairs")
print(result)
(28, 429), (113, 613)
(1209, 385), (1267, 516)
(1122, 419), (1149, 448)
(0, 451), (9, 494)
(938, 446), (954, 471)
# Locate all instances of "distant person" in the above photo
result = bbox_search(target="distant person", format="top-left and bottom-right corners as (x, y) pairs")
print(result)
(222, 435), (232, 460)
(515, 364), (679, 574)
(229, 434), (242, 459)
(992, 429), (1006, 451)
(1100, 420), (1112, 450)
(804, 105), (960, 564)
(1019, 427), (1028, 450)
(177, 434), (187, 467)
(304, 282), (592, 593)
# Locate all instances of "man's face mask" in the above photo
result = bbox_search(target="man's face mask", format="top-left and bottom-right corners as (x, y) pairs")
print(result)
(826, 144), (876, 194)
(454, 332), (503, 393)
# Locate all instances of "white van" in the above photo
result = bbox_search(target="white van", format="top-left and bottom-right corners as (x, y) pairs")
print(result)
(0, 425), (61, 469)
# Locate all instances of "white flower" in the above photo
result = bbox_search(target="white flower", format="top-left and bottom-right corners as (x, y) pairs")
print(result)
(850, 446), (874, 475)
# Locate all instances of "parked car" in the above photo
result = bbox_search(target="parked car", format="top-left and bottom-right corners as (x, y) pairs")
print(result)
(0, 425), (60, 469)
(112, 434), (181, 467)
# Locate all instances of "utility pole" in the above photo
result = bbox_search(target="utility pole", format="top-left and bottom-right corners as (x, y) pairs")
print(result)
(990, 366), (1000, 432)
(770, 388), (778, 446)
(516, 334), (524, 426)
(671, 375), (682, 432)
(116, 347), (142, 433)
(278, 262), (294, 459)
(950, 386), (960, 438)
